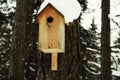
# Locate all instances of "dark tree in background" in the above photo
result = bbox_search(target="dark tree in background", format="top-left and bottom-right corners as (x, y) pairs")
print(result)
(101, 0), (112, 80)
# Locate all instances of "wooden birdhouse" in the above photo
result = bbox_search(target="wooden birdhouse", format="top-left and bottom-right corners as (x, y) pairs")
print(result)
(36, 3), (65, 71)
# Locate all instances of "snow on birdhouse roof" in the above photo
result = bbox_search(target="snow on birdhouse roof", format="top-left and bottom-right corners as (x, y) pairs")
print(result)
(37, 0), (81, 23)
(37, 3), (64, 18)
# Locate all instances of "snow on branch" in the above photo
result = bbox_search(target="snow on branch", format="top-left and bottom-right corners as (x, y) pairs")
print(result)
(83, 61), (101, 75)
(112, 70), (120, 77)
(86, 47), (100, 53)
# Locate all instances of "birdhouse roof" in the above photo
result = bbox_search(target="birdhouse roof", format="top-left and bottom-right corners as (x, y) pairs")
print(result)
(37, 3), (64, 20)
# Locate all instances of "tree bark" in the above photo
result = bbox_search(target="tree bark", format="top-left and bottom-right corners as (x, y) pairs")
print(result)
(11, 0), (28, 80)
(101, 0), (112, 80)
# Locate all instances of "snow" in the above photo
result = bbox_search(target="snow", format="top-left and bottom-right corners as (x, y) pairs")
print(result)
(86, 60), (120, 77)
(7, 24), (12, 30)
(81, 0), (101, 30)
(0, 55), (4, 58)
(29, 67), (35, 72)
(82, 0), (120, 46)
(83, 64), (101, 75)
(86, 47), (100, 53)
(7, 0), (16, 7)
(5, 61), (10, 66)
(111, 52), (120, 77)
(112, 53), (120, 58)
(112, 70), (120, 76)
(1, 0), (16, 14)
(88, 61), (101, 67)
(38, 0), (81, 23)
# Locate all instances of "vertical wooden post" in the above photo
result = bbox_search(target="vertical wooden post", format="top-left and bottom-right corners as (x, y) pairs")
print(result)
(51, 52), (58, 71)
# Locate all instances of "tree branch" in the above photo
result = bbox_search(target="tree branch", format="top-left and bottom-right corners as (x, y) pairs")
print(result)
(111, 19), (120, 28)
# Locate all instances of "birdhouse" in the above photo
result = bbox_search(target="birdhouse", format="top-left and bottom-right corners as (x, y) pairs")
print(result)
(36, 3), (65, 71)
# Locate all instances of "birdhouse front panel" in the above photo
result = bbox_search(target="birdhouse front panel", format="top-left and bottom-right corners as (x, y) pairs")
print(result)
(37, 3), (65, 53)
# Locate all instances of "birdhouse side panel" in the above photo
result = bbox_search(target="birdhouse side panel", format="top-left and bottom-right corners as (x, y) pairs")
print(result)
(59, 17), (65, 52)
(38, 14), (48, 49)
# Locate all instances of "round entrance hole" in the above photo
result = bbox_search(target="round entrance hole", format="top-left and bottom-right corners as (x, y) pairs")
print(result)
(47, 16), (54, 23)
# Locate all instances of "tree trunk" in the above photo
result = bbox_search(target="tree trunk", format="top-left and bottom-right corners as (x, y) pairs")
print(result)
(11, 0), (28, 80)
(101, 0), (111, 80)
(37, 20), (83, 80)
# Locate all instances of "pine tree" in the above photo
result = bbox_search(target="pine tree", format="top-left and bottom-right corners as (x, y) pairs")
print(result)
(114, 32), (120, 48)
(79, 18), (100, 80)
(0, 0), (14, 79)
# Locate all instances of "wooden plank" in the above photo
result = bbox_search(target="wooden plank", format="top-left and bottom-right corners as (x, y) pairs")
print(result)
(40, 48), (64, 53)
(51, 52), (58, 71)
(38, 14), (48, 49)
